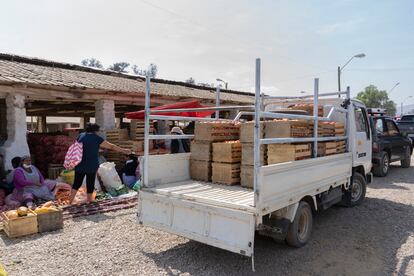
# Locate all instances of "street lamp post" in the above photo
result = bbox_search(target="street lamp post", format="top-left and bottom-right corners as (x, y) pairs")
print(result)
(216, 78), (228, 90)
(401, 95), (413, 116)
(389, 82), (400, 94)
(337, 53), (366, 92)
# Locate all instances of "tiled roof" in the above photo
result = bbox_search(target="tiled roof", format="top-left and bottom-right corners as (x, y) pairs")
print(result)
(0, 53), (254, 104)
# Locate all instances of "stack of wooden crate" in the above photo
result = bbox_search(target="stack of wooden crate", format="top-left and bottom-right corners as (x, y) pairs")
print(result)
(105, 129), (129, 166)
(240, 122), (266, 188)
(190, 121), (240, 182)
(265, 119), (313, 138)
(334, 122), (345, 136)
(268, 143), (311, 164)
(212, 141), (241, 185)
(130, 120), (153, 140)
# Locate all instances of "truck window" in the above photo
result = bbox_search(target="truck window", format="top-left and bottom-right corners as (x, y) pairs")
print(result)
(355, 107), (368, 132)
(386, 120), (400, 136)
(375, 119), (385, 135)
(401, 115), (414, 122)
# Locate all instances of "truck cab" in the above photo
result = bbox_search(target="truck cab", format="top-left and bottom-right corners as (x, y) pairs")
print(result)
(368, 109), (412, 176)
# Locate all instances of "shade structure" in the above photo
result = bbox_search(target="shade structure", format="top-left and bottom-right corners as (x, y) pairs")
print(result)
(125, 100), (215, 120)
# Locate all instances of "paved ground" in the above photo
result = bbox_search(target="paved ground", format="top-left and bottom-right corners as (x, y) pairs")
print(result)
(1, 161), (413, 276)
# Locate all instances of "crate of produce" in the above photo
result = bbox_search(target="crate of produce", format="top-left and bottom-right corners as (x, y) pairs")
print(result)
(191, 141), (212, 161)
(317, 141), (337, 156)
(190, 160), (212, 182)
(288, 104), (324, 117)
(212, 162), (240, 185)
(240, 121), (264, 143)
(318, 122), (336, 137)
(48, 164), (65, 180)
(1, 209), (38, 238)
(194, 121), (240, 142)
(241, 143), (267, 166)
(212, 141), (241, 163)
(265, 119), (312, 138)
(267, 143), (311, 164)
(240, 165), (254, 189)
(36, 207), (63, 233)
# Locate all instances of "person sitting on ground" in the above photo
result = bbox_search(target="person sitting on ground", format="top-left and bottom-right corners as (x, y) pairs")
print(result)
(120, 154), (139, 188)
(69, 123), (132, 204)
(3, 156), (21, 196)
(170, 126), (190, 153)
(10, 155), (55, 208)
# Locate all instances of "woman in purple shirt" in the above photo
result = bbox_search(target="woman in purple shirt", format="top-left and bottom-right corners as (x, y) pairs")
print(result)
(9, 155), (55, 208)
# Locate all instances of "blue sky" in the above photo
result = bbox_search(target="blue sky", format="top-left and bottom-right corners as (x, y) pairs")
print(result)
(1, 0), (413, 107)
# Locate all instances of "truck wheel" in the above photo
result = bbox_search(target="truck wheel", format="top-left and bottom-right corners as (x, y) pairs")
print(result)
(401, 147), (411, 168)
(372, 151), (389, 177)
(286, 201), (313, 248)
(349, 173), (366, 206)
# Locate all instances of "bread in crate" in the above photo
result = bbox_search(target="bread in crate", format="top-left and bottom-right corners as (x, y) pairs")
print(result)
(265, 119), (312, 138)
(1, 209), (38, 238)
(191, 141), (212, 161)
(212, 162), (240, 185)
(241, 143), (267, 166)
(194, 121), (240, 142)
(288, 104), (324, 117)
(212, 141), (241, 163)
(267, 143), (311, 164)
(190, 160), (212, 182)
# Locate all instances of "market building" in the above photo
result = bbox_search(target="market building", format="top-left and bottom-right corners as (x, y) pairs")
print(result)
(0, 53), (253, 169)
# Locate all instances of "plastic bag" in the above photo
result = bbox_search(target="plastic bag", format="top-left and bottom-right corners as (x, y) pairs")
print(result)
(60, 170), (75, 185)
(97, 162), (123, 191)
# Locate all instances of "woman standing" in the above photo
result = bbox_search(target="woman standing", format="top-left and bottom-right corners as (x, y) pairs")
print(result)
(69, 123), (131, 204)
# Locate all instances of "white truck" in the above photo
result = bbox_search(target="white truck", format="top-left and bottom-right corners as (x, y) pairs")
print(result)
(137, 59), (372, 270)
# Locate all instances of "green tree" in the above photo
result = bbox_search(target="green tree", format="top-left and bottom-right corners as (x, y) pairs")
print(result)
(108, 62), (130, 73)
(356, 85), (396, 116)
(81, 58), (103, 69)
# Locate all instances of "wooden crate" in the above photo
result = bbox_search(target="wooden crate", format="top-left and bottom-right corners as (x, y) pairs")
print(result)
(191, 141), (212, 161)
(212, 162), (240, 185)
(335, 122), (345, 136)
(212, 141), (241, 163)
(240, 122), (264, 143)
(37, 209), (63, 233)
(240, 165), (254, 189)
(288, 104), (324, 117)
(1, 210), (38, 238)
(117, 140), (144, 152)
(265, 120), (312, 138)
(106, 128), (129, 143)
(318, 141), (337, 156)
(241, 143), (267, 166)
(336, 140), (346, 153)
(190, 160), (212, 182)
(194, 122), (240, 142)
(130, 120), (154, 140)
(267, 143), (311, 164)
(318, 122), (336, 137)
(48, 164), (64, 180)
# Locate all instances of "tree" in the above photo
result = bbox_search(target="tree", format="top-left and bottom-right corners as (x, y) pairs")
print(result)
(81, 58), (103, 69)
(108, 62), (130, 73)
(132, 63), (158, 78)
(185, 77), (195, 84)
(356, 85), (396, 116)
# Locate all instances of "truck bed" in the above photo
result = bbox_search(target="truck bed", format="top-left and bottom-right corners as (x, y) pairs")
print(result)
(144, 180), (255, 212)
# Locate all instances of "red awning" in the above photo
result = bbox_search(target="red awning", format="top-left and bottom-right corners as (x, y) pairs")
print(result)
(125, 100), (215, 120)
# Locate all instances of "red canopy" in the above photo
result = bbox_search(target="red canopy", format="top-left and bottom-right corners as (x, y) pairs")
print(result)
(125, 100), (215, 120)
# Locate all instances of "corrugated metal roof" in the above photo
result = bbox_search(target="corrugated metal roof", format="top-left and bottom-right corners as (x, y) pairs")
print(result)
(0, 53), (254, 104)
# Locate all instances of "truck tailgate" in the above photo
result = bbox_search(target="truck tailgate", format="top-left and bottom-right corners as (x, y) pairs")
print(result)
(138, 191), (256, 256)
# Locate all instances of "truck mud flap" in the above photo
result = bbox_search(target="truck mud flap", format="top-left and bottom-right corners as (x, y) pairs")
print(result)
(138, 191), (256, 257)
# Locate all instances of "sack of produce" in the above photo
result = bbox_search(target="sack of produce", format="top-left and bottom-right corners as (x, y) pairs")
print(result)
(98, 162), (123, 191)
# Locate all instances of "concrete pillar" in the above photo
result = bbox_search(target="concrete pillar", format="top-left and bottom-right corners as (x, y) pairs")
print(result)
(0, 94), (30, 170)
(36, 115), (47, 133)
(95, 100), (115, 137)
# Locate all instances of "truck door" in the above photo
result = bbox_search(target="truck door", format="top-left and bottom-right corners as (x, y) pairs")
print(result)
(385, 119), (404, 160)
(354, 105), (371, 168)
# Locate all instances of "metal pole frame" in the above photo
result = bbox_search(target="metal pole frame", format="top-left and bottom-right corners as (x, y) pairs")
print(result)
(253, 58), (261, 207)
(215, 85), (220, 119)
(313, 78), (319, 158)
(143, 74), (151, 187)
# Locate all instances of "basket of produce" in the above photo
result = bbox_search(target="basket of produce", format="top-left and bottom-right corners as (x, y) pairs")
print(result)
(1, 207), (38, 238)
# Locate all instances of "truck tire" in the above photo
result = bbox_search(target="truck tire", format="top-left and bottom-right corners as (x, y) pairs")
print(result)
(349, 172), (366, 207)
(286, 201), (313, 248)
(401, 147), (411, 168)
(372, 151), (389, 177)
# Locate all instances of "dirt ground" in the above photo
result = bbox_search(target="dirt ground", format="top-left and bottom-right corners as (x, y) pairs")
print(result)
(1, 161), (413, 276)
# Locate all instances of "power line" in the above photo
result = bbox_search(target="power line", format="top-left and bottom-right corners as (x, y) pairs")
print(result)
(349, 67), (414, 72)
